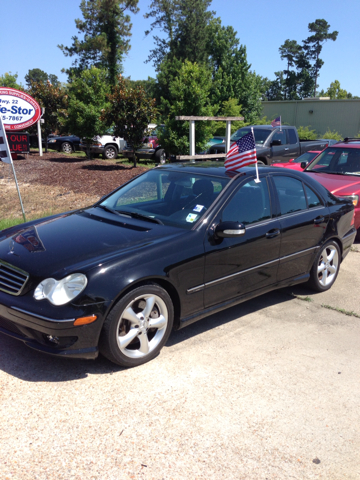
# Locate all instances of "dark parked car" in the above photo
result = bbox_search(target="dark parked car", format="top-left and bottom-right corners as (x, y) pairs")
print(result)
(207, 126), (328, 164)
(47, 135), (81, 153)
(0, 164), (356, 367)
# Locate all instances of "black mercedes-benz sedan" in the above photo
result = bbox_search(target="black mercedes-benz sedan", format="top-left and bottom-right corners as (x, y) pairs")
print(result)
(0, 164), (356, 367)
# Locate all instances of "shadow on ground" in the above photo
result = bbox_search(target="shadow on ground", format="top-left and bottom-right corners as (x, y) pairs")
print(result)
(0, 289), (296, 383)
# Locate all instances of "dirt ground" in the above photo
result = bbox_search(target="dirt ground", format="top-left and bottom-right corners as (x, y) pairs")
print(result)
(0, 150), (148, 220)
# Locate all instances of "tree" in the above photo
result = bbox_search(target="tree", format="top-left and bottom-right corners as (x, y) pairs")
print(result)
(325, 80), (349, 99)
(144, 0), (177, 68)
(25, 69), (61, 88)
(28, 81), (68, 152)
(213, 98), (246, 136)
(158, 60), (215, 155)
(0, 72), (23, 90)
(172, 0), (213, 64)
(61, 67), (111, 157)
(59, 0), (139, 85)
(125, 76), (157, 99)
(279, 40), (301, 99)
(303, 19), (338, 97)
(145, 0), (213, 67)
(101, 76), (157, 167)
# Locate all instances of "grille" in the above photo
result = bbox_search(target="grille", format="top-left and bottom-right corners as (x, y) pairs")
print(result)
(0, 261), (29, 295)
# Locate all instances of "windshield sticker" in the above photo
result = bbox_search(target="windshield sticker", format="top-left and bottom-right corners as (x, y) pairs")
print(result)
(186, 213), (198, 223)
(193, 205), (204, 212)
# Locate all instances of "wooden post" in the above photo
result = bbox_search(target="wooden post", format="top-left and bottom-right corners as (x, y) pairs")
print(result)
(189, 120), (195, 162)
(225, 120), (231, 153)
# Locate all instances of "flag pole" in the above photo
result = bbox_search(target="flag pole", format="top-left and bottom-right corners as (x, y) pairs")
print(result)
(251, 127), (261, 183)
(0, 117), (27, 222)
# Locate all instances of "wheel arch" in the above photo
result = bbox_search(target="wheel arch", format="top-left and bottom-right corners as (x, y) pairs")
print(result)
(104, 277), (182, 331)
(257, 157), (268, 165)
(104, 143), (119, 151)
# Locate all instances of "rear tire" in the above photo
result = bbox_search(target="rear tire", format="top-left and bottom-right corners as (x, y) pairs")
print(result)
(99, 284), (174, 367)
(308, 240), (340, 292)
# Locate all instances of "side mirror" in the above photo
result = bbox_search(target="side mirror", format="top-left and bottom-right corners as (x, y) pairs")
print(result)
(300, 161), (308, 169)
(271, 139), (282, 146)
(215, 221), (246, 238)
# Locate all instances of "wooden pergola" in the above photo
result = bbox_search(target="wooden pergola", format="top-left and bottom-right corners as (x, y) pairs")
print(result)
(174, 115), (244, 161)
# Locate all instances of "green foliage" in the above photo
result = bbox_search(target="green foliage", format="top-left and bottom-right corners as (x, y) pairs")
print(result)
(212, 99), (246, 136)
(25, 69), (60, 88)
(0, 72), (23, 90)
(28, 81), (69, 151)
(207, 18), (263, 122)
(61, 67), (111, 155)
(102, 75), (157, 166)
(321, 129), (342, 141)
(325, 80), (349, 99)
(159, 61), (215, 155)
(145, 0), (213, 67)
(303, 19), (338, 96)
(297, 126), (317, 141)
(125, 76), (157, 101)
(59, 0), (139, 84)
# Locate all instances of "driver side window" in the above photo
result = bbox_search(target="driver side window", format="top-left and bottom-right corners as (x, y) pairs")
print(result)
(222, 179), (271, 225)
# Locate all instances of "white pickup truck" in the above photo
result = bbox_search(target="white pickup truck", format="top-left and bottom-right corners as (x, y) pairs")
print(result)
(79, 134), (126, 159)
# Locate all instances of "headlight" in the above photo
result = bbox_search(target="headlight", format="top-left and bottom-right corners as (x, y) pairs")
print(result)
(337, 194), (359, 206)
(48, 139), (57, 143)
(34, 273), (87, 306)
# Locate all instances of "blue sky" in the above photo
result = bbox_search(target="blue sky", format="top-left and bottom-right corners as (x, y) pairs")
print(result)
(1, 0), (359, 95)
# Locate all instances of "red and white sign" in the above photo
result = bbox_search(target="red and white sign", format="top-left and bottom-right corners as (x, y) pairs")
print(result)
(0, 87), (41, 131)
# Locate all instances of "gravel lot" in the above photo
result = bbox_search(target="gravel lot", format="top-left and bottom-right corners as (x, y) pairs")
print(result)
(1, 246), (360, 479)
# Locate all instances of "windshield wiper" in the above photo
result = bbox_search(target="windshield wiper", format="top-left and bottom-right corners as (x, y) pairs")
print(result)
(96, 205), (130, 217)
(97, 205), (163, 225)
(117, 210), (164, 225)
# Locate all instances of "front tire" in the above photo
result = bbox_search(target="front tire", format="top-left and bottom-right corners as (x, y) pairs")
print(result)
(99, 284), (174, 367)
(61, 142), (73, 154)
(308, 240), (340, 292)
(103, 145), (118, 160)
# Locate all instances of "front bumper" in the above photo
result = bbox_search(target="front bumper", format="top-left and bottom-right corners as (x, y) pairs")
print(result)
(122, 148), (156, 160)
(79, 144), (104, 154)
(0, 295), (108, 360)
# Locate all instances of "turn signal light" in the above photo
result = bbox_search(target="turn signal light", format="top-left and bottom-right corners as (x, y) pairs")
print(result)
(73, 315), (97, 326)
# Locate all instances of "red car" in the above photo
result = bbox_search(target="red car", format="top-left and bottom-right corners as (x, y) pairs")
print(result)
(272, 150), (321, 171)
(303, 139), (360, 234)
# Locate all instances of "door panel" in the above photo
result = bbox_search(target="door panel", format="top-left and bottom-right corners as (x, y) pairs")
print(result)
(204, 178), (280, 308)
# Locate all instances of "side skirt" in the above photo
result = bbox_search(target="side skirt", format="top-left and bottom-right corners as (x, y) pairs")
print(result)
(178, 273), (309, 329)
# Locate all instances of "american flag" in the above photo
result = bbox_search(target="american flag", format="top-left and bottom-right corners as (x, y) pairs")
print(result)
(271, 116), (281, 128)
(225, 132), (257, 171)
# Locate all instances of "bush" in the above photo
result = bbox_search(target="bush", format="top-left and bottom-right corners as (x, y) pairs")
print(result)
(297, 125), (317, 141)
(321, 129), (342, 141)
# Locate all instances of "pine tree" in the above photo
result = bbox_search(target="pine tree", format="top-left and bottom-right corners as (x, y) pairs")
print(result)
(59, 0), (139, 85)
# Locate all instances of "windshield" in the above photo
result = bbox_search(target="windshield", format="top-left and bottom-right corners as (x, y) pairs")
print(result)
(293, 151), (319, 164)
(306, 147), (360, 176)
(231, 128), (272, 145)
(99, 169), (230, 229)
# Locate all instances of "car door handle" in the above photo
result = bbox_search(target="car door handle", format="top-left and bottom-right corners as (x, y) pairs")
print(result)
(284, 148), (289, 150)
(266, 229), (280, 238)
(314, 216), (324, 224)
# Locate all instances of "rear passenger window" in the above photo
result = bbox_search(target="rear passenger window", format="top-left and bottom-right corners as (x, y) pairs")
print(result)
(304, 185), (322, 208)
(287, 129), (298, 145)
(273, 176), (307, 215)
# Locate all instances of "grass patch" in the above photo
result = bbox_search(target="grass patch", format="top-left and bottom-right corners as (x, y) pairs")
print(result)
(291, 294), (313, 302)
(0, 211), (56, 231)
(321, 304), (360, 318)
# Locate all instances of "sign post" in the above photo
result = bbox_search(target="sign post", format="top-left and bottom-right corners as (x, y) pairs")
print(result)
(0, 116), (26, 222)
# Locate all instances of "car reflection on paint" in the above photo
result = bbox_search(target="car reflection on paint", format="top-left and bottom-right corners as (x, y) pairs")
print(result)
(0, 163), (356, 367)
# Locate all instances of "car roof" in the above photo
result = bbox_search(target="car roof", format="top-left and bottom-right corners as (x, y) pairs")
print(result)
(157, 162), (320, 181)
(329, 139), (360, 149)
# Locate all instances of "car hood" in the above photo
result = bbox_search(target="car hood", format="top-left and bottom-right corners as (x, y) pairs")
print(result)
(0, 208), (184, 278)
(305, 172), (360, 195)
